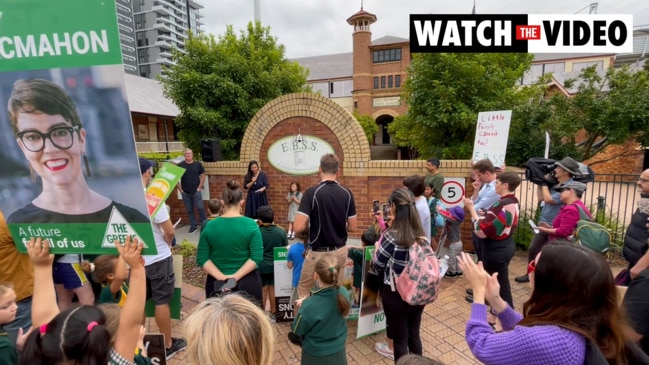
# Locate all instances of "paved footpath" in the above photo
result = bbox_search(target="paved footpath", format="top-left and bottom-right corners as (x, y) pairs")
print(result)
(159, 225), (624, 364)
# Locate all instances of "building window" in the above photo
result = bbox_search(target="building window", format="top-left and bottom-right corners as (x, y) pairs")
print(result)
(395, 75), (401, 88)
(380, 76), (386, 88)
(372, 48), (402, 63)
(329, 82), (334, 95)
(388, 75), (393, 88)
(354, 101), (358, 109)
(373, 77), (379, 89)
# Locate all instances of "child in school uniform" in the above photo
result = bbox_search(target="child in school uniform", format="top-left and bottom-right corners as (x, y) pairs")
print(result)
(0, 283), (20, 365)
(92, 254), (129, 306)
(200, 199), (222, 233)
(347, 230), (377, 307)
(287, 230), (306, 310)
(291, 254), (351, 365)
(257, 206), (288, 316)
(438, 206), (465, 277)
(286, 181), (302, 239)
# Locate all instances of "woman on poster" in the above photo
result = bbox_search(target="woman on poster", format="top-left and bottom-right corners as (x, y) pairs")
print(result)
(243, 160), (269, 219)
(6, 78), (149, 308)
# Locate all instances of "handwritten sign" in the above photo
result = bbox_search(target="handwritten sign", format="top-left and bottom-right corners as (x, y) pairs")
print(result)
(472, 110), (512, 166)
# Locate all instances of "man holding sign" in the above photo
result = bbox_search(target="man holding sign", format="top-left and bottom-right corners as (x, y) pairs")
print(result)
(139, 158), (186, 359)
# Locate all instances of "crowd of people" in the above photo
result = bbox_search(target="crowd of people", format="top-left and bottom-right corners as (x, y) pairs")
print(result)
(2, 144), (649, 365)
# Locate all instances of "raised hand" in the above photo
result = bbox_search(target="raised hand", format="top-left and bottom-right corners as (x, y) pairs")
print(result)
(26, 238), (54, 268)
(115, 236), (144, 269)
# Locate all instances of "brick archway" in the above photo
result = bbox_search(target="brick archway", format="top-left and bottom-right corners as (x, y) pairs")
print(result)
(240, 93), (371, 168)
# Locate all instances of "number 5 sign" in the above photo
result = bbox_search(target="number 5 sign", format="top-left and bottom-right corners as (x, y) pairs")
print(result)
(441, 178), (465, 207)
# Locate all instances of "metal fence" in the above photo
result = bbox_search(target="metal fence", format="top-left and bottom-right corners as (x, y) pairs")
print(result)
(513, 173), (641, 252)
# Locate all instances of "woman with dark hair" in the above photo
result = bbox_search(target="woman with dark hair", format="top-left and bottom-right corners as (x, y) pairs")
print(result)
(243, 160), (269, 219)
(197, 181), (263, 304)
(464, 171), (521, 311)
(372, 188), (430, 363)
(459, 242), (649, 365)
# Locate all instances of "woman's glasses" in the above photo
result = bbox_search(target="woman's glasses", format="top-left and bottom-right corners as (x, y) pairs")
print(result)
(527, 260), (537, 274)
(17, 126), (79, 152)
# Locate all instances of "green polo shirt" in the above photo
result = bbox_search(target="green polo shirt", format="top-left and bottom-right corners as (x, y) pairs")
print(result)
(197, 216), (263, 275)
(291, 286), (349, 357)
(0, 327), (17, 365)
(425, 172), (444, 199)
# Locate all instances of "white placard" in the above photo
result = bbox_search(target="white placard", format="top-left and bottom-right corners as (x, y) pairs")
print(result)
(472, 110), (512, 167)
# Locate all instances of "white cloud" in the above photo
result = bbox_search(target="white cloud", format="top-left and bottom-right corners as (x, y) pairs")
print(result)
(200, 0), (649, 58)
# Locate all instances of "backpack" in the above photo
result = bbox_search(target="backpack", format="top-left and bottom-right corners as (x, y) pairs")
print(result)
(428, 198), (445, 229)
(389, 239), (441, 306)
(572, 205), (611, 255)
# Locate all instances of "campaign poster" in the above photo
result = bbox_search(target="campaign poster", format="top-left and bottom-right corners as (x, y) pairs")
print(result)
(274, 247), (294, 323)
(0, 0), (156, 254)
(472, 110), (512, 167)
(146, 163), (184, 218)
(357, 247), (386, 339)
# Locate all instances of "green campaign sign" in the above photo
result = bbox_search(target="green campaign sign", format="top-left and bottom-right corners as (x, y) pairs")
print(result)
(146, 163), (185, 218)
(0, 0), (156, 255)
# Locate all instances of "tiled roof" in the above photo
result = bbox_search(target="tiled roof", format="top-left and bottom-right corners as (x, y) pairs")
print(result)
(371, 35), (408, 46)
(532, 53), (614, 62)
(292, 52), (353, 81)
(124, 73), (180, 117)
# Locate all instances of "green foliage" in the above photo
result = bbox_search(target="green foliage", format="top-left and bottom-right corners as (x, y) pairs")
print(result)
(178, 240), (197, 257)
(160, 22), (310, 160)
(548, 65), (649, 162)
(389, 53), (533, 159)
(353, 111), (378, 144)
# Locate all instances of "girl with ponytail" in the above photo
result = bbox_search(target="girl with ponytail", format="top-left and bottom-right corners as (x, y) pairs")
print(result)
(20, 236), (146, 365)
(291, 254), (351, 365)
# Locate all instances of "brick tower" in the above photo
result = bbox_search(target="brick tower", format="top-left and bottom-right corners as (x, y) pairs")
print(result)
(346, 7), (376, 113)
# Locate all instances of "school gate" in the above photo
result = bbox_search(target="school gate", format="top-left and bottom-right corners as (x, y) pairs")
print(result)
(168, 93), (476, 249)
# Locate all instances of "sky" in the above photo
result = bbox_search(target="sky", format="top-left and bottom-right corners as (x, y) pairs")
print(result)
(199, 0), (649, 59)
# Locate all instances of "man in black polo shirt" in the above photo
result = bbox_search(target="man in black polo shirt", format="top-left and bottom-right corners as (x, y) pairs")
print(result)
(294, 153), (357, 299)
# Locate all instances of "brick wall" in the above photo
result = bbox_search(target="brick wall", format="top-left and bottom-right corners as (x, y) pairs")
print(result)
(169, 93), (478, 250)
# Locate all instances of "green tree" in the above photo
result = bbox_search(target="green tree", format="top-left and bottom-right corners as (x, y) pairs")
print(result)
(545, 65), (649, 163)
(389, 53), (533, 159)
(352, 110), (379, 144)
(160, 22), (309, 160)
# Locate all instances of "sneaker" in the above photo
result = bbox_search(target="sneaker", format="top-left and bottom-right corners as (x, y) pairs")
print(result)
(375, 342), (394, 361)
(465, 294), (474, 304)
(166, 337), (187, 360)
(515, 274), (530, 283)
(466, 288), (473, 296)
(188, 226), (197, 234)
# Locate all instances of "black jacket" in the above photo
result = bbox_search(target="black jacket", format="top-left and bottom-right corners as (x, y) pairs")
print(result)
(624, 195), (649, 267)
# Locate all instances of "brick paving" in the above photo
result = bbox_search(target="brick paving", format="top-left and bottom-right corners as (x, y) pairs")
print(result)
(155, 250), (538, 365)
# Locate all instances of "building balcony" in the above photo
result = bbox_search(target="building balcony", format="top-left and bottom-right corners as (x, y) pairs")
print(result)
(188, 0), (204, 9)
(156, 57), (175, 66)
(136, 141), (184, 153)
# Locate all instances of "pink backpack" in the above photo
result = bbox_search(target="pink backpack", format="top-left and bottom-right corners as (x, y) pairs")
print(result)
(389, 239), (441, 306)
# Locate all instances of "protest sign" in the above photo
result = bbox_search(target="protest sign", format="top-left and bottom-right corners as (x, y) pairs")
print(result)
(0, 0), (156, 254)
(274, 246), (295, 323)
(145, 163), (184, 218)
(357, 247), (386, 339)
(142, 333), (167, 365)
(472, 110), (512, 167)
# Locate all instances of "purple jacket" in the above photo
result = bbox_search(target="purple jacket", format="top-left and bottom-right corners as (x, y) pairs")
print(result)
(466, 304), (586, 365)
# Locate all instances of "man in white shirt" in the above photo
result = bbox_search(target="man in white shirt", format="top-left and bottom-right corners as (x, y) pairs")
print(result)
(139, 158), (186, 359)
